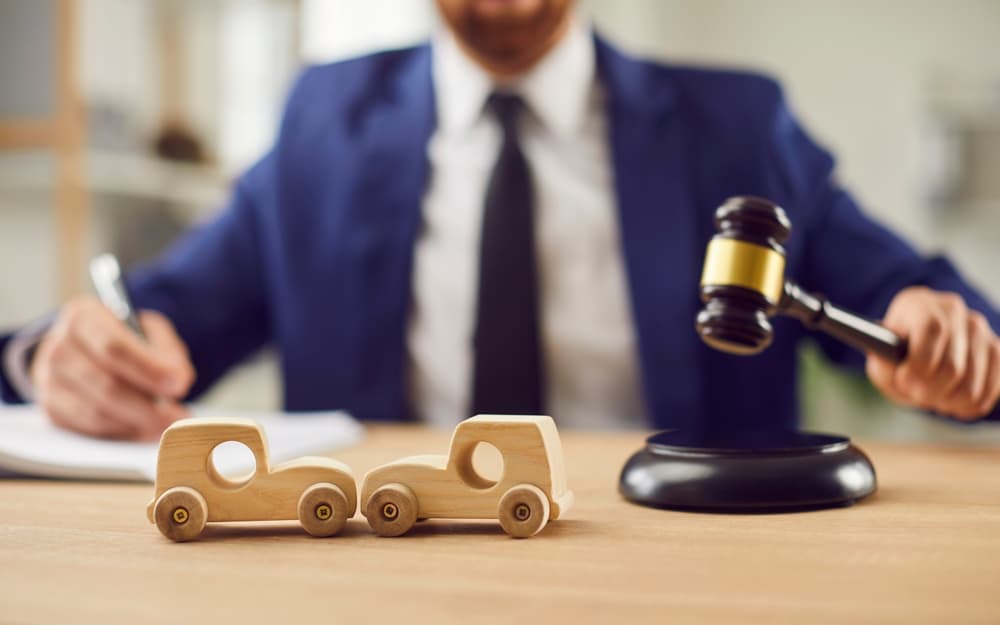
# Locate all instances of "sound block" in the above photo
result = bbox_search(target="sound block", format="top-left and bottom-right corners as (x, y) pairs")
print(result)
(619, 430), (876, 512)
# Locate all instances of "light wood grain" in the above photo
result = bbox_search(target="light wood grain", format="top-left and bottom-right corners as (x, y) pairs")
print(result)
(1, 426), (999, 625)
(0, 120), (59, 148)
(360, 415), (573, 537)
(148, 418), (357, 540)
(53, 0), (89, 301)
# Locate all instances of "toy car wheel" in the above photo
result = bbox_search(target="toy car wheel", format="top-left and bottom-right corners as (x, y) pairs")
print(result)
(154, 486), (208, 542)
(297, 482), (350, 537)
(365, 483), (418, 537)
(498, 484), (550, 538)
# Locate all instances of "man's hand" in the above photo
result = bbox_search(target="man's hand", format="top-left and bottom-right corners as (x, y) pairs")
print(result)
(30, 296), (195, 440)
(866, 287), (1000, 421)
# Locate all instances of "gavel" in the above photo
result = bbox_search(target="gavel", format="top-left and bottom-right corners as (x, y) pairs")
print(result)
(696, 196), (908, 363)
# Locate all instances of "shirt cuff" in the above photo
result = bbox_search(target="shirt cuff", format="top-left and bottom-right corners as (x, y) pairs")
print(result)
(2, 315), (53, 403)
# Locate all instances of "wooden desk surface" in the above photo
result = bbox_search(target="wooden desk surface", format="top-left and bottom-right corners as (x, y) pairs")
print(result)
(1, 426), (998, 625)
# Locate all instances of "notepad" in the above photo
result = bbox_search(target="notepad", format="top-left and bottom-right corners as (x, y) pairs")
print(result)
(0, 405), (364, 482)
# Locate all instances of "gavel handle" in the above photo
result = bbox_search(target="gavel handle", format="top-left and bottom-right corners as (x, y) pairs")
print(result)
(779, 282), (908, 364)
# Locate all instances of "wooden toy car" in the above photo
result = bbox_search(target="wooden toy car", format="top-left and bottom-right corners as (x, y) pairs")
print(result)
(360, 415), (573, 538)
(146, 417), (357, 542)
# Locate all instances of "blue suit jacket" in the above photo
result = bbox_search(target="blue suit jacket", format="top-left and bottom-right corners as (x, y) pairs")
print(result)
(3, 37), (998, 427)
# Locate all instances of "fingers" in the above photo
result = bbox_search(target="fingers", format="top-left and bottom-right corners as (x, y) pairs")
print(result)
(979, 342), (1000, 416)
(865, 354), (910, 407)
(43, 381), (135, 440)
(140, 310), (196, 396)
(61, 298), (192, 398)
(940, 313), (992, 420)
(935, 296), (970, 397)
(38, 346), (187, 440)
(890, 292), (966, 407)
(869, 287), (1000, 420)
(52, 347), (186, 439)
(30, 295), (195, 440)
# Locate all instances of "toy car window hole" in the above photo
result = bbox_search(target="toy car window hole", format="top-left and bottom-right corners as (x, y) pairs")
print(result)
(455, 441), (504, 490)
(207, 441), (258, 489)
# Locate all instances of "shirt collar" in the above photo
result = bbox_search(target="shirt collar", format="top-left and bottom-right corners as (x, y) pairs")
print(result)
(432, 16), (596, 137)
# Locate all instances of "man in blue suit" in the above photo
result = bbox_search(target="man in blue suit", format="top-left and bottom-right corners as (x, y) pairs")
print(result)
(3, 0), (999, 439)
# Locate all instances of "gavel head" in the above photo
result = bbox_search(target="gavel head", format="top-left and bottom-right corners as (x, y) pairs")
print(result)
(696, 196), (791, 355)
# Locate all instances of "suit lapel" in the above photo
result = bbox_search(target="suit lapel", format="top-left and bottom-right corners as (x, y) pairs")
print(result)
(351, 46), (436, 421)
(596, 36), (704, 430)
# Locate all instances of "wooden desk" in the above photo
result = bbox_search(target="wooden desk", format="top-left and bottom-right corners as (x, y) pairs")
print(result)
(1, 426), (998, 624)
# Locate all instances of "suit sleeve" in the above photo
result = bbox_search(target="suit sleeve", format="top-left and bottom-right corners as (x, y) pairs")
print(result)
(764, 92), (1000, 421)
(0, 334), (28, 404)
(124, 155), (274, 400)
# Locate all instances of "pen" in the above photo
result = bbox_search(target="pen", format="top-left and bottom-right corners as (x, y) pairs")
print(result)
(89, 253), (146, 339)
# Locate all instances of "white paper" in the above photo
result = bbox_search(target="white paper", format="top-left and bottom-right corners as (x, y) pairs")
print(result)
(0, 405), (364, 482)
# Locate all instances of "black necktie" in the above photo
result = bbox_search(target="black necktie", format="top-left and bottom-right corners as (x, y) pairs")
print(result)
(470, 93), (545, 416)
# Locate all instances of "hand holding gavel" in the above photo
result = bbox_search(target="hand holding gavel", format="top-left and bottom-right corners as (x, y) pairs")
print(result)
(697, 196), (1000, 421)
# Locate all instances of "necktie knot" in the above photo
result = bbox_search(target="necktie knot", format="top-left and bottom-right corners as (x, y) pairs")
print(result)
(488, 92), (525, 136)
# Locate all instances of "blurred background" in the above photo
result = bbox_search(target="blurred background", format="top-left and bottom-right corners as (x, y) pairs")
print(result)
(1, 0), (998, 441)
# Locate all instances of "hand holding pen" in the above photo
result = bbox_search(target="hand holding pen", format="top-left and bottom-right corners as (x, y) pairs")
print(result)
(27, 255), (195, 440)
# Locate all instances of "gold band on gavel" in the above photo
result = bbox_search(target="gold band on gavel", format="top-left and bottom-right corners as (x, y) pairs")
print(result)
(700, 239), (786, 304)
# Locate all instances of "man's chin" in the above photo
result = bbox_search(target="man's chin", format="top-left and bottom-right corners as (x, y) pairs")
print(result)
(466, 7), (556, 55)
(471, 26), (545, 54)
(439, 0), (571, 76)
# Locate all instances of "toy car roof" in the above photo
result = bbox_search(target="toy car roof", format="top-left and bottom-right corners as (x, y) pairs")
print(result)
(462, 415), (553, 425)
(159, 417), (264, 442)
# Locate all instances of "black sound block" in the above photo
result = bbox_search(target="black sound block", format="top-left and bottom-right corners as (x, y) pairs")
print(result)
(619, 430), (877, 512)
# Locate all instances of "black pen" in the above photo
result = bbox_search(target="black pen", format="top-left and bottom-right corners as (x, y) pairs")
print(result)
(89, 253), (146, 339)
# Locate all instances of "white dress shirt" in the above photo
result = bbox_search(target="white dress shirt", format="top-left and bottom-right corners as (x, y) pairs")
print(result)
(409, 19), (646, 429)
